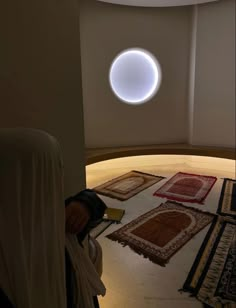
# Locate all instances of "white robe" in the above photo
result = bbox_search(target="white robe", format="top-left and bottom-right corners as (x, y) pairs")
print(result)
(66, 234), (106, 308)
(0, 128), (67, 308)
(0, 128), (106, 308)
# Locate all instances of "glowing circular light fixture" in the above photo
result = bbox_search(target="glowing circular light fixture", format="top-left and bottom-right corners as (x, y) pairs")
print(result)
(109, 48), (162, 105)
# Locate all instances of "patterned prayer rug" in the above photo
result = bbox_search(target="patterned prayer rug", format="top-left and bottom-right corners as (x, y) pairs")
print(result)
(106, 201), (214, 266)
(93, 170), (164, 201)
(153, 172), (217, 204)
(217, 178), (236, 219)
(181, 216), (236, 307)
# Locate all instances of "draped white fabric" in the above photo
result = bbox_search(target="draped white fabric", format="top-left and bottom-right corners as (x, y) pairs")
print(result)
(66, 234), (106, 308)
(0, 128), (66, 308)
(97, 0), (219, 7)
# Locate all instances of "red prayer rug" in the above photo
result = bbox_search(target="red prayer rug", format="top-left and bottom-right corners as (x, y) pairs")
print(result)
(153, 172), (217, 204)
(106, 201), (214, 266)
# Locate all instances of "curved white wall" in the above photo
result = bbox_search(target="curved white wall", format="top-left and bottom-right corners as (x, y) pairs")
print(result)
(80, 0), (191, 147)
(190, 0), (235, 148)
(81, 0), (235, 149)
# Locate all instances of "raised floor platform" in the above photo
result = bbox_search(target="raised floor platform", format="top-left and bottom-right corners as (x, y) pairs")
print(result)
(86, 144), (235, 165)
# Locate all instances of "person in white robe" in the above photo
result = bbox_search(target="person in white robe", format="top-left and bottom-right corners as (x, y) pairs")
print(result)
(0, 128), (105, 308)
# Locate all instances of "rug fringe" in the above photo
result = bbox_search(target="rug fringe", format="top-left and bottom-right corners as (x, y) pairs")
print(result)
(178, 288), (195, 297)
(106, 234), (168, 267)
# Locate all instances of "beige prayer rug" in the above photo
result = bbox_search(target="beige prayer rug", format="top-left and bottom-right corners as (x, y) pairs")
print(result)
(106, 201), (214, 266)
(181, 216), (236, 307)
(93, 170), (164, 201)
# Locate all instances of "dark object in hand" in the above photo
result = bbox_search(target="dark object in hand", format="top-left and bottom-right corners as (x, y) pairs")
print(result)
(65, 189), (107, 242)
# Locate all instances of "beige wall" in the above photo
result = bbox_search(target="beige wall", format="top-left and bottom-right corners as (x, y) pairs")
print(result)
(191, 0), (235, 148)
(81, 0), (235, 149)
(0, 0), (86, 197)
(80, 0), (192, 147)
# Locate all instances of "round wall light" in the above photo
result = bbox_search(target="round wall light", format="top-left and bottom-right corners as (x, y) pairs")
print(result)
(109, 48), (162, 105)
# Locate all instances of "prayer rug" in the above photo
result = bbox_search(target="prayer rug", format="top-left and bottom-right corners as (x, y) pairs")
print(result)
(181, 216), (236, 307)
(93, 170), (164, 201)
(106, 201), (214, 266)
(153, 172), (217, 204)
(217, 178), (236, 219)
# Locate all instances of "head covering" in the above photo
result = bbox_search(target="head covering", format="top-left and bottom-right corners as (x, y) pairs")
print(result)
(0, 128), (66, 308)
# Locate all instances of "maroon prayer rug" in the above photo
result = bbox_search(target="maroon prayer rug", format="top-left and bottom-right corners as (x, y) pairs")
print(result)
(153, 172), (217, 204)
(106, 201), (214, 266)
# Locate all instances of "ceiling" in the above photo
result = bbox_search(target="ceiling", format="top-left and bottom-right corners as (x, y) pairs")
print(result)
(97, 0), (219, 7)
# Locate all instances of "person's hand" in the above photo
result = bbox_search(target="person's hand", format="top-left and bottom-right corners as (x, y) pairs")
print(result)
(65, 201), (91, 234)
